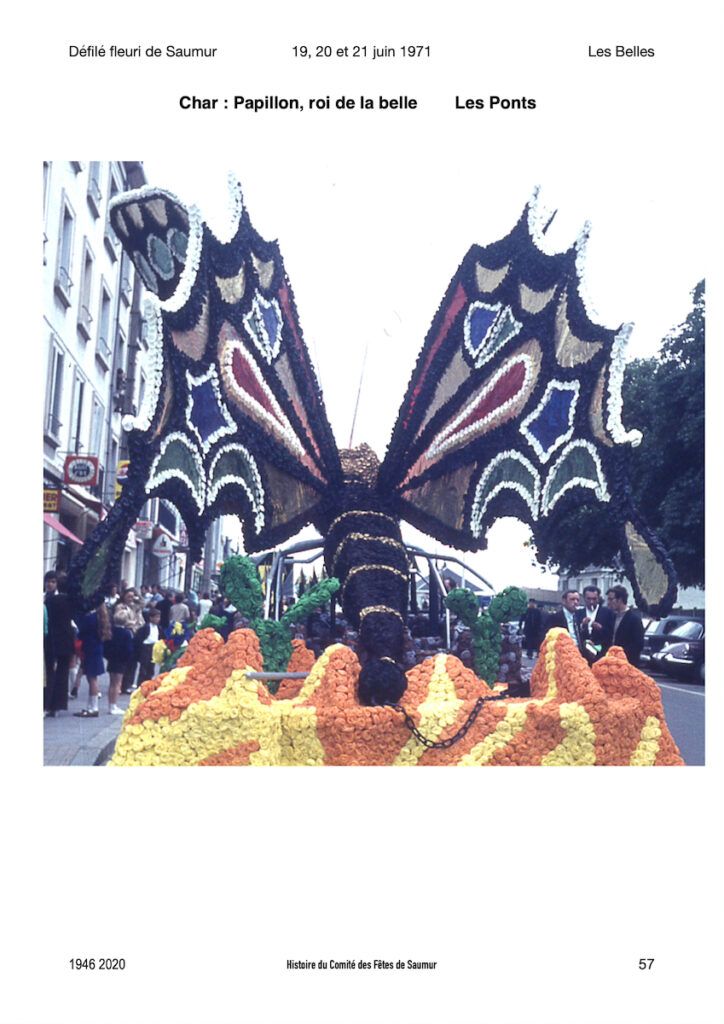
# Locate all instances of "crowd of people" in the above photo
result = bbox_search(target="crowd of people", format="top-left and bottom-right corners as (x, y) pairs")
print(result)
(43, 569), (648, 720)
(518, 584), (645, 667)
(43, 572), (217, 718)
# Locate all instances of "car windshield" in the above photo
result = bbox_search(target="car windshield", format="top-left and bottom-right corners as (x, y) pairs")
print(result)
(668, 621), (704, 641)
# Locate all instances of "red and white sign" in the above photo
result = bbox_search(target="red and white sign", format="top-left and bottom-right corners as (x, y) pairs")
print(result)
(134, 519), (154, 539)
(152, 532), (175, 558)
(64, 455), (99, 486)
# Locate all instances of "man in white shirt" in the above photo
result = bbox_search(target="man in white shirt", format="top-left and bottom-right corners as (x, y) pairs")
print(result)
(576, 585), (616, 663)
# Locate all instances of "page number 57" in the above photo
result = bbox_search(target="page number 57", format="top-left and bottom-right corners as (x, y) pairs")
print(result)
(638, 958), (655, 970)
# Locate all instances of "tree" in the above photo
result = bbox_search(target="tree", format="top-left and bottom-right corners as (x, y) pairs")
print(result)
(537, 282), (704, 588)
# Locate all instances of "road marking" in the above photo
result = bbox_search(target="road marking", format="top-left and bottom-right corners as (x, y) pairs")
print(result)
(656, 681), (705, 697)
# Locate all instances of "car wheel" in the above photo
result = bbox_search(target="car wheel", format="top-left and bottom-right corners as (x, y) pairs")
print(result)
(699, 661), (705, 685)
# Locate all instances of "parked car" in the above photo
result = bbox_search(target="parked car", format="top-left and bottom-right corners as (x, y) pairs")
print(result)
(641, 614), (703, 666)
(651, 620), (705, 683)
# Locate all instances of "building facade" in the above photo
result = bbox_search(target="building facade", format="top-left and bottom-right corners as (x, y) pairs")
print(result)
(42, 161), (230, 593)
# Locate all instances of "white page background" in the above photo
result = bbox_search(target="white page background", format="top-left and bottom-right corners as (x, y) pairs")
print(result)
(2, 1), (722, 1021)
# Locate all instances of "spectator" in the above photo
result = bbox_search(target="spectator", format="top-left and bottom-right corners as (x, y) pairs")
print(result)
(43, 571), (75, 716)
(106, 588), (144, 713)
(169, 592), (191, 625)
(155, 589), (173, 630)
(519, 598), (543, 658)
(606, 585), (644, 667)
(546, 590), (581, 644)
(73, 600), (111, 718)
(198, 591), (212, 621)
(576, 585), (615, 663)
(134, 608), (162, 687)
(106, 582), (120, 609)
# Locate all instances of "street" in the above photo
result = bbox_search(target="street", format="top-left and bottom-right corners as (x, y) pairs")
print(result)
(647, 667), (705, 766)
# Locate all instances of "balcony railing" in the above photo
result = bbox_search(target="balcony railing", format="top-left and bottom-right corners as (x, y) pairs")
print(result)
(96, 335), (112, 369)
(54, 265), (73, 306)
(77, 303), (93, 339)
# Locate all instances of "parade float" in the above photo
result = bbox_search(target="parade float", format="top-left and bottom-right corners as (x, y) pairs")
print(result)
(67, 176), (682, 765)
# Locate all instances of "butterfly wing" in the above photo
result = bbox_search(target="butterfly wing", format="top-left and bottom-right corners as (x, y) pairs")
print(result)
(68, 183), (341, 611)
(378, 199), (677, 614)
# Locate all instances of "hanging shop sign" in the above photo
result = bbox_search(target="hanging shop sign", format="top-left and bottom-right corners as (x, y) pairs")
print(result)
(152, 532), (175, 557)
(133, 519), (154, 539)
(43, 487), (61, 513)
(64, 455), (99, 487)
(115, 460), (130, 499)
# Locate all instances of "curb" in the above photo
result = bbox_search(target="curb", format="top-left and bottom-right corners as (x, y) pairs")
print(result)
(68, 724), (121, 766)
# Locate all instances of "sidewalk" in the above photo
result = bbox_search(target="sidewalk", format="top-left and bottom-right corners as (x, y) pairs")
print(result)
(43, 673), (135, 766)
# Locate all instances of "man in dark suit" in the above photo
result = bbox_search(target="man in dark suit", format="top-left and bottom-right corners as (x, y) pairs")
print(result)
(545, 590), (581, 645)
(606, 585), (645, 667)
(44, 571), (75, 715)
(519, 598), (544, 658)
(576, 585), (615, 663)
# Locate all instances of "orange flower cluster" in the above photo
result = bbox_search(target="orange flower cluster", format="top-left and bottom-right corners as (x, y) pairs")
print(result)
(111, 627), (684, 766)
(128, 628), (263, 726)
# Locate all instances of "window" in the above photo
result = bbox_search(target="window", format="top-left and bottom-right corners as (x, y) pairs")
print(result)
(54, 194), (75, 306)
(96, 280), (113, 369)
(89, 394), (105, 458)
(43, 162), (51, 264)
(104, 167), (122, 259)
(87, 162), (102, 217)
(68, 370), (85, 453)
(45, 338), (64, 444)
(77, 240), (94, 340)
(119, 250), (133, 305)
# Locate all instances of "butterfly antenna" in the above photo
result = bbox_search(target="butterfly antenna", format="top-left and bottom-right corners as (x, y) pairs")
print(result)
(348, 341), (369, 447)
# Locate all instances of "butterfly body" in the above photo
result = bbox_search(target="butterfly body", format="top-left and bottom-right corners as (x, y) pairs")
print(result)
(68, 180), (677, 708)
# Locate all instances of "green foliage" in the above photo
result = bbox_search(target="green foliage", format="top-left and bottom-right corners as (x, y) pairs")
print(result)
(220, 555), (264, 619)
(441, 587), (479, 627)
(252, 619), (292, 676)
(488, 586), (528, 624)
(282, 577), (340, 625)
(199, 613), (227, 631)
(445, 585), (528, 684)
(535, 282), (704, 588)
(214, 556), (340, 691)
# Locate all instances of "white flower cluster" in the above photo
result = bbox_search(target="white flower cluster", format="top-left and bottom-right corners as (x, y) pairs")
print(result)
(428, 352), (535, 459)
(122, 298), (164, 434)
(606, 323), (643, 447)
(540, 439), (610, 517)
(219, 334), (305, 457)
(185, 364), (237, 454)
(470, 450), (541, 535)
(526, 185), (557, 255)
(207, 443), (265, 533)
(161, 202), (203, 313)
(146, 432), (206, 513)
(520, 379), (580, 464)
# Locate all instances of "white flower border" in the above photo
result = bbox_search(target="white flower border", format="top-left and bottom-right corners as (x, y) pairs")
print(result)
(146, 431), (205, 513)
(607, 323), (643, 446)
(185, 364), (238, 455)
(520, 379), (580, 464)
(122, 298), (164, 434)
(541, 439), (610, 517)
(109, 184), (203, 314)
(428, 352), (535, 459)
(470, 450), (541, 535)
(207, 443), (265, 533)
(219, 335), (305, 458)
(243, 291), (283, 363)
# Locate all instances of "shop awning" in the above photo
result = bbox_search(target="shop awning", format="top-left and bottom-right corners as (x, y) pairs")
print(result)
(43, 514), (83, 545)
